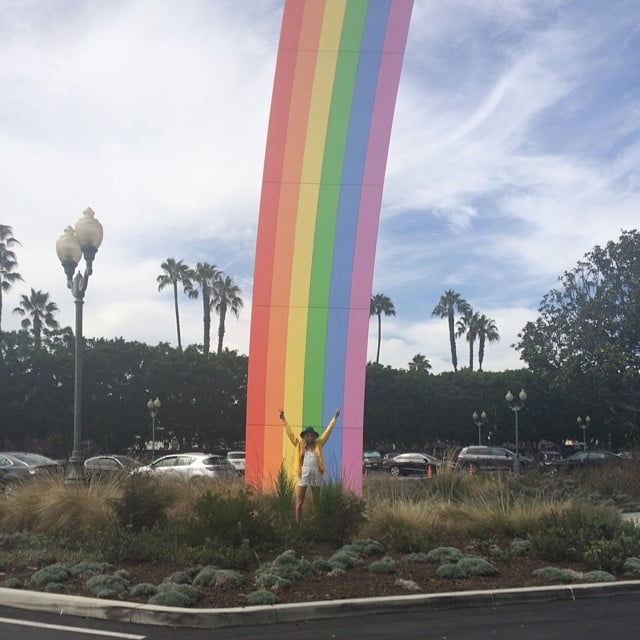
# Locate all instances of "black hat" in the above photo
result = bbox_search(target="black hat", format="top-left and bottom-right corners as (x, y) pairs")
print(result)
(300, 427), (319, 438)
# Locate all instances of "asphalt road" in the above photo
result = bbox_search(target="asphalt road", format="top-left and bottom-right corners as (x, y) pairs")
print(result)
(1, 593), (638, 640)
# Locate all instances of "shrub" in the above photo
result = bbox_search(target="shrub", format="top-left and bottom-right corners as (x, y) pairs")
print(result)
(192, 567), (244, 588)
(307, 482), (366, 546)
(369, 557), (396, 574)
(247, 589), (279, 605)
(112, 475), (172, 532)
(583, 531), (640, 573)
(184, 489), (275, 551)
(528, 504), (634, 566)
(86, 573), (130, 596)
(426, 546), (463, 563)
(31, 564), (70, 587)
(532, 567), (583, 583)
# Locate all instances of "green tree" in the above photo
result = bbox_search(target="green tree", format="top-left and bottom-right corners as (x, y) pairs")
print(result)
(212, 273), (243, 355)
(187, 262), (219, 355)
(408, 353), (432, 372)
(516, 230), (640, 440)
(477, 314), (500, 372)
(369, 293), (395, 365)
(456, 308), (481, 372)
(12, 289), (59, 348)
(0, 225), (23, 333)
(432, 290), (470, 372)
(156, 258), (193, 351)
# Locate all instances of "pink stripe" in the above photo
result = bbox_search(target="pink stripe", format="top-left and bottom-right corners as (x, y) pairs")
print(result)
(342, 2), (413, 488)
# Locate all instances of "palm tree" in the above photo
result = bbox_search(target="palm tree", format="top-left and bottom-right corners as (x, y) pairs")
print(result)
(476, 314), (500, 372)
(211, 273), (243, 355)
(456, 308), (481, 371)
(369, 293), (395, 365)
(432, 290), (470, 372)
(187, 262), (219, 355)
(156, 258), (193, 351)
(12, 288), (59, 348)
(0, 225), (23, 333)
(408, 353), (432, 372)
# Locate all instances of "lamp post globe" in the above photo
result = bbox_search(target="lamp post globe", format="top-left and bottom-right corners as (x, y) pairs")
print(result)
(472, 411), (487, 446)
(56, 208), (103, 483)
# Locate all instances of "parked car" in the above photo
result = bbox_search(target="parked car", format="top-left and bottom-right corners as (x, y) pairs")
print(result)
(381, 452), (438, 477)
(454, 446), (524, 473)
(84, 454), (142, 478)
(535, 450), (563, 467)
(134, 452), (236, 480)
(0, 452), (62, 486)
(226, 451), (246, 474)
(550, 450), (622, 472)
(363, 450), (382, 471)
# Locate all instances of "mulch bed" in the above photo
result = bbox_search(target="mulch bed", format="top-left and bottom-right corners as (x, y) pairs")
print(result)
(0, 551), (611, 609)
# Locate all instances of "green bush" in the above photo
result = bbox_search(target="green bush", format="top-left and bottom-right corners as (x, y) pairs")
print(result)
(529, 504), (624, 563)
(184, 489), (275, 551)
(307, 482), (366, 546)
(112, 475), (172, 532)
(583, 531), (640, 573)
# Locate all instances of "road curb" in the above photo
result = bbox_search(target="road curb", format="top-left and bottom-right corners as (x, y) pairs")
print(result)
(2, 580), (640, 629)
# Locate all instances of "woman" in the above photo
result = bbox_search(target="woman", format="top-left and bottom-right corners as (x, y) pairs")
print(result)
(279, 407), (341, 523)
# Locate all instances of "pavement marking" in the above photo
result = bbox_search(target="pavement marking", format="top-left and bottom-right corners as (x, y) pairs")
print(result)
(0, 616), (145, 638)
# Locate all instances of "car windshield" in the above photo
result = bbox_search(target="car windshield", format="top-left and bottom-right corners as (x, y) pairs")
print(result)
(227, 452), (244, 460)
(9, 453), (56, 465)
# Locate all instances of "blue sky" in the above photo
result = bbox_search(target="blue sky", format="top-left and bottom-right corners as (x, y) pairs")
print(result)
(2, 0), (639, 374)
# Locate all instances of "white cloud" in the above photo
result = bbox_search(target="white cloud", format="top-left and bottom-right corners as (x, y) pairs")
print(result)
(2, 0), (639, 379)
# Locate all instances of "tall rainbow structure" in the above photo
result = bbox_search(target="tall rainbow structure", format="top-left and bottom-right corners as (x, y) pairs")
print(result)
(246, 0), (413, 493)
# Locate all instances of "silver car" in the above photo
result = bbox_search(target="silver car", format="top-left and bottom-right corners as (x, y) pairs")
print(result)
(135, 453), (236, 480)
(226, 451), (246, 474)
(454, 446), (521, 473)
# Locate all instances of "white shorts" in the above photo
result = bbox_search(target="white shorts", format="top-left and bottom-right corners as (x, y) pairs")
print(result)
(298, 469), (323, 487)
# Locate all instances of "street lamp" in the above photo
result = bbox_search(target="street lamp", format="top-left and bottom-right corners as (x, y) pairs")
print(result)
(56, 208), (104, 483)
(147, 397), (162, 460)
(505, 389), (527, 474)
(577, 415), (591, 450)
(472, 410), (487, 446)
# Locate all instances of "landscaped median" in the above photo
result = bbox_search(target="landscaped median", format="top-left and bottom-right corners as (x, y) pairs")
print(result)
(2, 465), (640, 613)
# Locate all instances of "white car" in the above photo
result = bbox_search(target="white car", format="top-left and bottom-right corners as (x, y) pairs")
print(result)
(226, 451), (245, 474)
(135, 453), (236, 480)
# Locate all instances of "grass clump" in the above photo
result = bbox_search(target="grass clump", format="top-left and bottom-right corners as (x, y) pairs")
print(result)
(150, 582), (202, 607)
(369, 556), (396, 574)
(247, 589), (279, 605)
(30, 564), (70, 587)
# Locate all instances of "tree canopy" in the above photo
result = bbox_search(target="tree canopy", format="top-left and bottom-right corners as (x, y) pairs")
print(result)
(516, 229), (640, 440)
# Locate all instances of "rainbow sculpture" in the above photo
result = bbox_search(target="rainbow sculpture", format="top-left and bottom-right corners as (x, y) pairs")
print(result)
(246, 0), (413, 493)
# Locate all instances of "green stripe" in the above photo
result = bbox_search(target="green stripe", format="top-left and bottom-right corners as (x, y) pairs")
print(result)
(302, 1), (368, 426)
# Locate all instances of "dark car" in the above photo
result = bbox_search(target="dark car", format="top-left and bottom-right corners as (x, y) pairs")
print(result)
(381, 452), (438, 477)
(535, 450), (563, 467)
(0, 452), (62, 486)
(363, 450), (382, 471)
(551, 450), (622, 472)
(454, 446), (523, 473)
(84, 455), (142, 478)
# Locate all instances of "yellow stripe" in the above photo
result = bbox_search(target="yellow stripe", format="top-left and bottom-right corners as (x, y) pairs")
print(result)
(284, 1), (346, 423)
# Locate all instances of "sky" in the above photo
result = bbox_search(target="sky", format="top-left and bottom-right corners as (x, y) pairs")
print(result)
(1, 0), (639, 374)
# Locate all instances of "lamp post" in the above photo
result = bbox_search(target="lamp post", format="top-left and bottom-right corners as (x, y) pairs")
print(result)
(56, 208), (103, 483)
(506, 389), (527, 474)
(472, 410), (487, 446)
(577, 415), (591, 450)
(147, 397), (161, 460)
